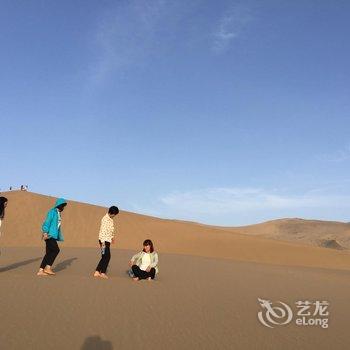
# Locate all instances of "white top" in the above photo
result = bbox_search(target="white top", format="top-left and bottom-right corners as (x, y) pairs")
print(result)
(140, 253), (151, 271)
(57, 209), (61, 229)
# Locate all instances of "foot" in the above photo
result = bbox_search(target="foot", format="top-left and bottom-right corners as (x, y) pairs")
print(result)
(37, 269), (48, 276)
(43, 268), (55, 275)
(93, 271), (101, 277)
(133, 277), (139, 282)
(100, 273), (108, 279)
(147, 277), (152, 281)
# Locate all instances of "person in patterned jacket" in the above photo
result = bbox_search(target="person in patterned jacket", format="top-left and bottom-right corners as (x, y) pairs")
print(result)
(94, 206), (119, 279)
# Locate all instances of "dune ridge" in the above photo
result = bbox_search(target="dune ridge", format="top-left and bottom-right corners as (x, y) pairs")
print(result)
(223, 218), (350, 249)
(1, 190), (350, 271)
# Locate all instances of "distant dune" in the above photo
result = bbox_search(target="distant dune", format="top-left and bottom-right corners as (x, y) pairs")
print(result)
(223, 218), (350, 250)
(1, 191), (350, 270)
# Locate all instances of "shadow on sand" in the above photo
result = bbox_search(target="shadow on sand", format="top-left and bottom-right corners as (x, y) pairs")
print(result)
(0, 257), (41, 273)
(53, 257), (78, 272)
(81, 336), (113, 350)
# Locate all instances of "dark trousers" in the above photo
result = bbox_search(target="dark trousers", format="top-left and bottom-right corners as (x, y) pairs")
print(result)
(96, 241), (111, 273)
(40, 238), (60, 269)
(132, 265), (156, 280)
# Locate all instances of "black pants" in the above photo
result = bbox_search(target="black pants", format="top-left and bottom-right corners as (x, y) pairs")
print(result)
(132, 265), (156, 280)
(96, 241), (111, 273)
(40, 238), (60, 269)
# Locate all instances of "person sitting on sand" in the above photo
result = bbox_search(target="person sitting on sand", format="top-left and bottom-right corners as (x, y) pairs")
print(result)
(0, 196), (8, 237)
(37, 198), (67, 276)
(94, 206), (119, 279)
(129, 239), (159, 281)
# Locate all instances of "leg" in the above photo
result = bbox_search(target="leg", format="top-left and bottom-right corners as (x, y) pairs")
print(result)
(39, 246), (48, 269)
(96, 242), (111, 278)
(95, 241), (104, 273)
(45, 239), (60, 267)
(149, 268), (156, 280)
(100, 242), (111, 274)
(95, 256), (104, 273)
(38, 238), (59, 275)
(132, 265), (149, 280)
(132, 265), (142, 278)
(40, 238), (52, 269)
(132, 266), (150, 280)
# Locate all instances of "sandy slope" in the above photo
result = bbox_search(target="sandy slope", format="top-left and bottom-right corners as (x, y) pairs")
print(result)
(223, 218), (350, 249)
(0, 247), (349, 350)
(1, 192), (349, 350)
(1, 191), (350, 271)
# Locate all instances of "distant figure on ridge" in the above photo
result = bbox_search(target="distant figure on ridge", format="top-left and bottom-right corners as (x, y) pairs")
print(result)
(128, 239), (159, 281)
(94, 206), (119, 279)
(37, 198), (67, 276)
(0, 196), (8, 239)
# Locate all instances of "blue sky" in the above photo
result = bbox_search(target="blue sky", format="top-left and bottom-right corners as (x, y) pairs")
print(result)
(1, 0), (350, 225)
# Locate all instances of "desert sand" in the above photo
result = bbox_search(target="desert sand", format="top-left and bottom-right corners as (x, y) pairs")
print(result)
(1, 248), (349, 350)
(1, 191), (350, 270)
(0, 191), (350, 349)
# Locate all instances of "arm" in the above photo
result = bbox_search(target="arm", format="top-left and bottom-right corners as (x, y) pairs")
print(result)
(129, 252), (141, 265)
(98, 216), (108, 243)
(42, 210), (53, 234)
(111, 222), (116, 243)
(150, 252), (158, 268)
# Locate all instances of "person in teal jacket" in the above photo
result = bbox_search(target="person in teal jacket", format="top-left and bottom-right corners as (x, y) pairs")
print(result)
(37, 198), (67, 276)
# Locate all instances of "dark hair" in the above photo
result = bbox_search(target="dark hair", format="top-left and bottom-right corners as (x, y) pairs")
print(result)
(0, 197), (8, 219)
(56, 203), (67, 211)
(108, 206), (119, 215)
(143, 239), (154, 253)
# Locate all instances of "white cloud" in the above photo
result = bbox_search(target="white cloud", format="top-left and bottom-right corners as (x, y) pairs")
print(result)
(130, 186), (350, 225)
(88, 0), (169, 86)
(85, 1), (254, 88)
(160, 187), (350, 214)
(319, 145), (350, 163)
(212, 4), (252, 54)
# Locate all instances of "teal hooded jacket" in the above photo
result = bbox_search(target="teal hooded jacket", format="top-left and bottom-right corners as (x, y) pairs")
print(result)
(41, 198), (67, 241)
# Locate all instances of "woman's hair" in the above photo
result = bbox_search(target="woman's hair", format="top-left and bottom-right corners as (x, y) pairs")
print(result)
(0, 197), (8, 219)
(108, 206), (119, 215)
(56, 203), (67, 211)
(143, 239), (154, 253)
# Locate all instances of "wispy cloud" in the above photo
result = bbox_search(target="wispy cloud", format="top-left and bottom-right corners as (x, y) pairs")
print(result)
(160, 187), (350, 213)
(212, 4), (252, 54)
(318, 145), (350, 163)
(131, 186), (350, 225)
(86, 1), (255, 88)
(88, 0), (169, 86)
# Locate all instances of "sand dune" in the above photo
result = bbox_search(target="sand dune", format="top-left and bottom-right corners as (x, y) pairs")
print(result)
(1, 191), (350, 350)
(0, 247), (349, 350)
(223, 218), (350, 249)
(1, 191), (350, 271)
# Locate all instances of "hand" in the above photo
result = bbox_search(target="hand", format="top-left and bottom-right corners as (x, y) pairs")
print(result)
(111, 238), (115, 244)
(43, 233), (49, 240)
(129, 260), (133, 267)
(146, 266), (151, 272)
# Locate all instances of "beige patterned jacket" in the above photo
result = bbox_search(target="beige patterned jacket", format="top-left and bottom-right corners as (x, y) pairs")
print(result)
(98, 213), (115, 243)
